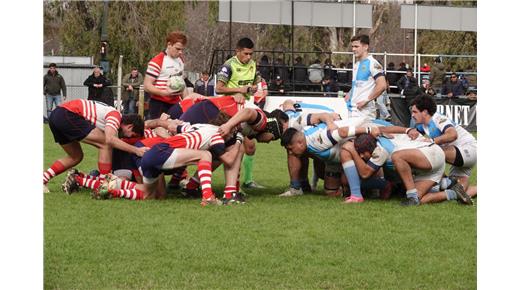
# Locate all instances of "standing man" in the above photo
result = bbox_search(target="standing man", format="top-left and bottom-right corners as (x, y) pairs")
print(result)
(194, 71), (214, 96)
(429, 56), (446, 97)
(215, 37), (265, 189)
(345, 34), (387, 120)
(84, 66), (112, 104)
(122, 67), (144, 114)
(44, 63), (67, 118)
(144, 31), (187, 119)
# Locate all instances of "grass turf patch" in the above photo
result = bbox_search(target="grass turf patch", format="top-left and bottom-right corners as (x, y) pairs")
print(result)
(44, 125), (476, 289)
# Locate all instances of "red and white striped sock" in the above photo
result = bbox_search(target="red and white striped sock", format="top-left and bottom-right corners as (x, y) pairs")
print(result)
(224, 185), (237, 199)
(120, 179), (137, 190)
(75, 175), (102, 190)
(111, 189), (144, 200)
(197, 160), (214, 199)
(43, 161), (66, 184)
(185, 176), (200, 190)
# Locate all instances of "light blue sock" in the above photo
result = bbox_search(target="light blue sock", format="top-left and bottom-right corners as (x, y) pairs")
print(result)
(430, 185), (440, 193)
(342, 160), (362, 198)
(445, 189), (457, 200)
(406, 189), (419, 201)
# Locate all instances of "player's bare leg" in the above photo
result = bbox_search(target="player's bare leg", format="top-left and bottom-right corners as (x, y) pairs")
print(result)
(392, 149), (432, 206)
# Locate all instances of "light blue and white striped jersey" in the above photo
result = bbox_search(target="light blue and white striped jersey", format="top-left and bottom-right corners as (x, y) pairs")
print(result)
(348, 55), (384, 113)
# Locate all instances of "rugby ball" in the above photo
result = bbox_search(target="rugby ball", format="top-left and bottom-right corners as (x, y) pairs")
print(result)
(167, 75), (186, 92)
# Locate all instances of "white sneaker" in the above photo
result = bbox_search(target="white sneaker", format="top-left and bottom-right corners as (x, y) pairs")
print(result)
(43, 184), (50, 193)
(279, 187), (303, 197)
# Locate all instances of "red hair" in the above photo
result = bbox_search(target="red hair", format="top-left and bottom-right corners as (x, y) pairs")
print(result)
(166, 31), (187, 46)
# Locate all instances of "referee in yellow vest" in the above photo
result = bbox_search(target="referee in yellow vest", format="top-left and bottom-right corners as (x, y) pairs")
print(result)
(215, 37), (265, 189)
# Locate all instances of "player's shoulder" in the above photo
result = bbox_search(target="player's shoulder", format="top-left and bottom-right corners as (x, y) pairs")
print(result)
(149, 51), (166, 64)
(432, 112), (454, 126)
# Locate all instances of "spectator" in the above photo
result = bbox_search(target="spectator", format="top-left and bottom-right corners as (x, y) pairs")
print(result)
(293, 56), (308, 91)
(122, 67), (143, 114)
(323, 58), (336, 82)
(420, 79), (436, 96)
(420, 63), (431, 73)
(397, 69), (419, 97)
(274, 57), (289, 82)
(459, 73), (470, 93)
(83, 66), (112, 104)
(194, 71), (214, 96)
(336, 62), (349, 88)
(442, 73), (465, 97)
(429, 56), (446, 95)
(385, 62), (399, 94)
(269, 75), (286, 96)
(43, 63), (67, 118)
(398, 62), (407, 72)
(308, 59), (323, 91)
(258, 55), (272, 82)
(321, 75), (338, 98)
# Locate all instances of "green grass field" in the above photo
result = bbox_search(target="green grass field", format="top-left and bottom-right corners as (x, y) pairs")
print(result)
(44, 125), (476, 289)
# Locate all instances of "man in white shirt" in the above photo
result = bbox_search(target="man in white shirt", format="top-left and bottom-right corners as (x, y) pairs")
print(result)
(346, 34), (387, 120)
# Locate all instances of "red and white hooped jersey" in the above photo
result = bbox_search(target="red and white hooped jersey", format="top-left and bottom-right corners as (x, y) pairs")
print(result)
(162, 124), (224, 151)
(146, 51), (184, 104)
(61, 99), (121, 132)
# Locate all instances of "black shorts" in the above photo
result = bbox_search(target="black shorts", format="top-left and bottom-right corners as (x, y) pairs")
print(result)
(167, 103), (184, 120)
(48, 107), (96, 145)
(179, 100), (219, 124)
(149, 98), (175, 119)
(112, 149), (135, 171)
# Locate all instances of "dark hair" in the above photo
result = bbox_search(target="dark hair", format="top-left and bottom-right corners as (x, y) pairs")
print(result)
(208, 111), (231, 126)
(406, 68), (413, 73)
(411, 95), (437, 116)
(354, 134), (377, 154)
(265, 109), (288, 140)
(268, 109), (289, 123)
(350, 34), (370, 45)
(166, 31), (187, 46)
(295, 56), (303, 63)
(49, 63), (57, 68)
(261, 55), (269, 62)
(201, 70), (209, 75)
(121, 114), (145, 137)
(281, 127), (299, 147)
(236, 37), (254, 49)
(435, 56), (442, 63)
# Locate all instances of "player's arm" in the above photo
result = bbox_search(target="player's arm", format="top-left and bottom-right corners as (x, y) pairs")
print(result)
(329, 126), (380, 142)
(282, 99), (296, 111)
(432, 127), (457, 145)
(308, 112), (341, 130)
(379, 125), (421, 139)
(366, 75), (387, 102)
(143, 74), (175, 97)
(104, 126), (148, 157)
(342, 141), (378, 179)
(218, 108), (257, 136)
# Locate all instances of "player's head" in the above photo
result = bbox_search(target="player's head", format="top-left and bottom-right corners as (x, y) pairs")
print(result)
(354, 134), (377, 160)
(48, 63), (57, 73)
(235, 37), (254, 64)
(350, 34), (370, 58)
(411, 94), (437, 124)
(120, 114), (145, 138)
(257, 109), (289, 143)
(280, 127), (306, 156)
(208, 111), (231, 126)
(166, 31), (187, 58)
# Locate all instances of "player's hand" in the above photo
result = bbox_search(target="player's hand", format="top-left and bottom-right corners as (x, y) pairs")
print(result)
(135, 146), (150, 157)
(159, 113), (170, 121)
(326, 121), (338, 131)
(166, 119), (183, 133)
(218, 123), (232, 137)
(331, 113), (341, 120)
(407, 128), (420, 140)
(343, 140), (356, 153)
(232, 93), (245, 104)
(356, 100), (368, 110)
(344, 92), (350, 102)
(163, 86), (176, 96)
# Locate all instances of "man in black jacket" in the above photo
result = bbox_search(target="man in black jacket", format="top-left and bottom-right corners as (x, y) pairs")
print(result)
(84, 66), (112, 105)
(44, 63), (67, 118)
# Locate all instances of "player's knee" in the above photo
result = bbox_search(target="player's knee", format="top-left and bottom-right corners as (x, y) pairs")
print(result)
(200, 150), (212, 161)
